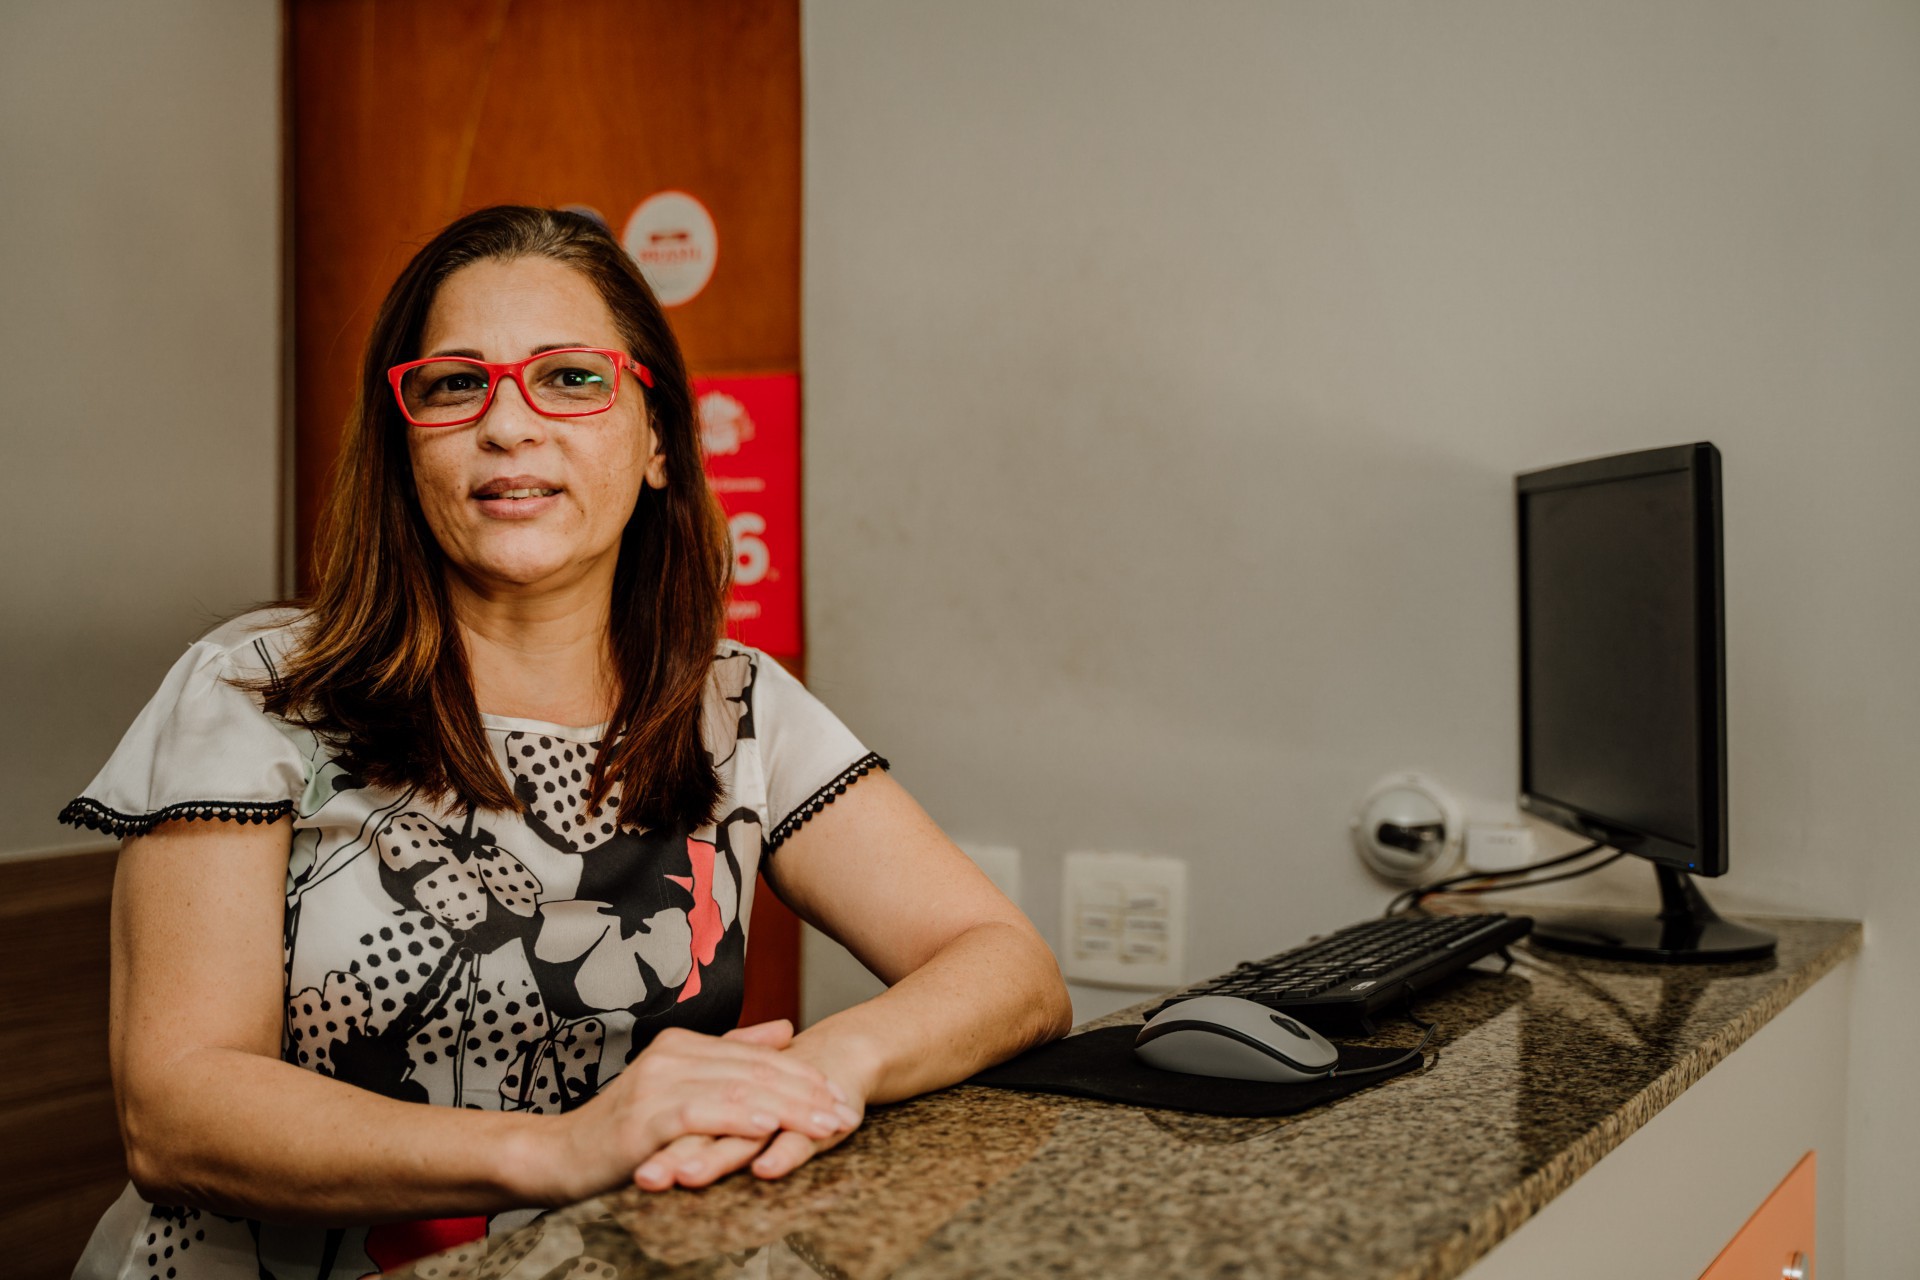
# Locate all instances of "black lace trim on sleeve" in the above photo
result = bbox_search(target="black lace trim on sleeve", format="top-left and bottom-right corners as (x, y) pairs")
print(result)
(765, 752), (889, 853)
(57, 796), (296, 839)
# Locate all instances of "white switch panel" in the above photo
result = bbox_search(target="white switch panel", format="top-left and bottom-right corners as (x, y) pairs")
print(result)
(958, 841), (1023, 907)
(1465, 823), (1536, 874)
(1060, 851), (1186, 989)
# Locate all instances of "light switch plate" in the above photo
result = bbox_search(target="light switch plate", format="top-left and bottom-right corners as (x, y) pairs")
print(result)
(1465, 822), (1536, 874)
(1060, 851), (1187, 989)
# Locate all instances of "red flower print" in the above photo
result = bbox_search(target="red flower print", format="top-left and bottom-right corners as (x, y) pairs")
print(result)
(669, 836), (726, 1002)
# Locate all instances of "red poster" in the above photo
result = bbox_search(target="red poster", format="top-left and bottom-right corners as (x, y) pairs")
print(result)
(695, 373), (801, 656)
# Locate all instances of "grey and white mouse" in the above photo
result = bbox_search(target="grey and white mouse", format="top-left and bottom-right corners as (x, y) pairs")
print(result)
(1133, 995), (1341, 1082)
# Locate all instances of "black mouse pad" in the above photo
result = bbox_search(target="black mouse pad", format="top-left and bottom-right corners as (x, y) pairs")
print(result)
(965, 1026), (1426, 1116)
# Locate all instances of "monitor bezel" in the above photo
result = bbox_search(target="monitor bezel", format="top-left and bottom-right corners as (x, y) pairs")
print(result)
(1514, 441), (1728, 876)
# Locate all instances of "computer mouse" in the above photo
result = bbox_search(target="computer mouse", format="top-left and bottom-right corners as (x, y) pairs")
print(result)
(1133, 995), (1341, 1083)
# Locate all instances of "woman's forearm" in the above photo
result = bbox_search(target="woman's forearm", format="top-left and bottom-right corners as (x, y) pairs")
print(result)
(122, 1045), (559, 1223)
(789, 920), (1073, 1105)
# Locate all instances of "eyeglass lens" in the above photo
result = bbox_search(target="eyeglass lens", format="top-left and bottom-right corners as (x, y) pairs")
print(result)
(399, 351), (621, 423)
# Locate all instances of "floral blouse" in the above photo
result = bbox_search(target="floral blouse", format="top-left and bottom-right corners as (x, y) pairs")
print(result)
(59, 609), (884, 1280)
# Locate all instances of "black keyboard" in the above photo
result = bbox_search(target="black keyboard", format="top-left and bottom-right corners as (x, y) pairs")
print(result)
(1149, 911), (1533, 1033)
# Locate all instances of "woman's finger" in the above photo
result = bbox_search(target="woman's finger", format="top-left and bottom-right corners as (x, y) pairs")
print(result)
(652, 1056), (833, 1101)
(677, 1135), (770, 1189)
(721, 1018), (793, 1048)
(662, 1085), (855, 1147)
(647, 1029), (830, 1088)
(634, 1134), (706, 1191)
(750, 1128), (824, 1180)
(646, 1053), (837, 1104)
(633, 1133), (741, 1190)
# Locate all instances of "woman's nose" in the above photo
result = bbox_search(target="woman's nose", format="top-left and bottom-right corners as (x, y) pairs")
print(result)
(475, 375), (550, 448)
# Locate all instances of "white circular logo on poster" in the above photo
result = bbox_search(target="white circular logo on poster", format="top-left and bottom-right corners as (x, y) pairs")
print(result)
(697, 390), (757, 457)
(622, 191), (718, 307)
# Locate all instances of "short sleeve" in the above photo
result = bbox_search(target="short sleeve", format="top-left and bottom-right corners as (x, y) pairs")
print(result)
(750, 651), (888, 853)
(58, 633), (308, 838)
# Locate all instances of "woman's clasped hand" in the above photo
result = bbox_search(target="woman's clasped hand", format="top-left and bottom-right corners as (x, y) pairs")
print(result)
(552, 1019), (864, 1197)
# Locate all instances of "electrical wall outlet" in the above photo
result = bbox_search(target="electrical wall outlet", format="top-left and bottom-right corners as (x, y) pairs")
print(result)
(1465, 822), (1537, 874)
(958, 841), (1022, 906)
(1060, 851), (1186, 989)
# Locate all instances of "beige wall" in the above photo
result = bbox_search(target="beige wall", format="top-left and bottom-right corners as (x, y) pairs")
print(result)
(0, 0), (283, 860)
(802, 0), (1919, 1273)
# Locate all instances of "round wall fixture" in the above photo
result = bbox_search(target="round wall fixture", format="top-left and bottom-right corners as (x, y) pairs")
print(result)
(1351, 772), (1464, 885)
(622, 190), (719, 307)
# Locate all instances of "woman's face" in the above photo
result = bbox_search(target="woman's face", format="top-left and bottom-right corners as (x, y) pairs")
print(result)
(406, 256), (667, 599)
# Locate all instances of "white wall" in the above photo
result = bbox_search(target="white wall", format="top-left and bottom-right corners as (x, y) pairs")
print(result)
(801, 1), (1919, 1273)
(0, 0), (282, 860)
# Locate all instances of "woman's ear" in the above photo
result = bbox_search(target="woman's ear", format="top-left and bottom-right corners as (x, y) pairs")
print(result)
(642, 418), (670, 489)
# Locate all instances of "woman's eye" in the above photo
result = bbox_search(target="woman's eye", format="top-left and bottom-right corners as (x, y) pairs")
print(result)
(554, 368), (604, 388)
(437, 373), (486, 394)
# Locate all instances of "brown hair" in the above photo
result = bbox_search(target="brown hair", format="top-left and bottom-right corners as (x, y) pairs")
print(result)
(264, 205), (731, 830)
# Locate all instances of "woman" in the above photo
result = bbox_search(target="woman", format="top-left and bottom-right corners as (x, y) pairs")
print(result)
(60, 205), (1071, 1280)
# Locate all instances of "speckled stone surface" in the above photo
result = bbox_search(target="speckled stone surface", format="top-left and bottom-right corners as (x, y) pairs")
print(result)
(385, 913), (1859, 1280)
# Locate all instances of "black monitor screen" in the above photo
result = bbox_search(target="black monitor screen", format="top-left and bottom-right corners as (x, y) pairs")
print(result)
(1518, 445), (1724, 871)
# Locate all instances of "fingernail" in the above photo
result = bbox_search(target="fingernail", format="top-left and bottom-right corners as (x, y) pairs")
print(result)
(811, 1111), (838, 1132)
(636, 1163), (666, 1187)
(682, 1161), (705, 1179)
(750, 1112), (778, 1131)
(827, 1081), (849, 1104)
(835, 1104), (861, 1128)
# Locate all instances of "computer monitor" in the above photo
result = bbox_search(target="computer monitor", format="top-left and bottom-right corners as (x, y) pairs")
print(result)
(1516, 442), (1774, 962)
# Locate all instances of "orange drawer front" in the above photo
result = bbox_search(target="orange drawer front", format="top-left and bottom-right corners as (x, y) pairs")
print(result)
(1699, 1150), (1815, 1280)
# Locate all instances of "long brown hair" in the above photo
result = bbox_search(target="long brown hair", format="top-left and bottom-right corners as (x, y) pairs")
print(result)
(265, 205), (732, 831)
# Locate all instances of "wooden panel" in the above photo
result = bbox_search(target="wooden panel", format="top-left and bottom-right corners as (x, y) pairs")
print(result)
(1698, 1150), (1816, 1280)
(0, 1088), (125, 1206)
(0, 1172), (128, 1280)
(289, 0), (801, 583)
(0, 850), (124, 1279)
(736, 872), (799, 1029)
(0, 870), (116, 1112)
(291, 0), (805, 1026)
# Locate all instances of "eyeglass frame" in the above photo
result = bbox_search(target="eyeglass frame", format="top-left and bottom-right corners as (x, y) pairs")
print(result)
(385, 346), (655, 428)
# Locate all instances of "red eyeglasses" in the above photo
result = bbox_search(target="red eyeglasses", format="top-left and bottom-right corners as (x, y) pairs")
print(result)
(387, 347), (654, 428)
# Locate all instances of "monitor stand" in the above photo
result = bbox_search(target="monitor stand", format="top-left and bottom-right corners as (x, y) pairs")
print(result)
(1528, 862), (1776, 963)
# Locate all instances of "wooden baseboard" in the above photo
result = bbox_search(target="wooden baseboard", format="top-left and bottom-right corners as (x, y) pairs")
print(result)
(0, 849), (124, 1279)
(0, 1174), (127, 1280)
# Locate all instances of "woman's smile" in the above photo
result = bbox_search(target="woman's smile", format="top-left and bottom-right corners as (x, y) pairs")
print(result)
(473, 473), (567, 518)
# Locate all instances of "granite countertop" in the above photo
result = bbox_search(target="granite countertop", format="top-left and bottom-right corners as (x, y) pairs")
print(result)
(387, 913), (1860, 1280)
